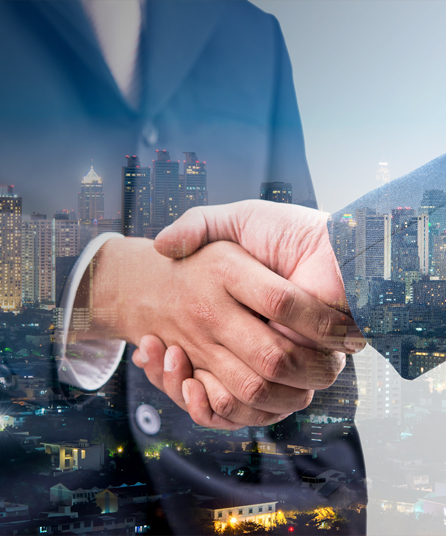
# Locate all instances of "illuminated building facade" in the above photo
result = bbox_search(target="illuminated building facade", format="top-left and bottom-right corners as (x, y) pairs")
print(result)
(0, 185), (22, 310)
(21, 218), (39, 305)
(54, 214), (80, 257)
(183, 151), (207, 211)
(152, 150), (181, 227)
(32, 214), (55, 303)
(122, 155), (151, 237)
(355, 209), (391, 280)
(260, 181), (292, 203)
(78, 165), (105, 223)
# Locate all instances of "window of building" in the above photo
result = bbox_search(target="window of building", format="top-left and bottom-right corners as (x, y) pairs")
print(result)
(81, 450), (86, 459)
(218, 512), (222, 518)
(84, 521), (92, 527)
(249, 508), (253, 514)
(259, 507), (263, 512)
(61, 524), (70, 530)
(239, 510), (243, 515)
(268, 506), (272, 511)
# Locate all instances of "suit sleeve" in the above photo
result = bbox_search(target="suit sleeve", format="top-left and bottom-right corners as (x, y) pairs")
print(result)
(266, 15), (317, 209)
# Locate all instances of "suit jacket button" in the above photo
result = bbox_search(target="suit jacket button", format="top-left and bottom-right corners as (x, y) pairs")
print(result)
(135, 404), (160, 435)
(141, 122), (159, 146)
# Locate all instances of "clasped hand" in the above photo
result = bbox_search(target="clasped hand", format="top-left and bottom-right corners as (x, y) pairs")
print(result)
(124, 201), (365, 430)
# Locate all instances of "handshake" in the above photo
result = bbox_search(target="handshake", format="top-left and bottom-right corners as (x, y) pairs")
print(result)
(91, 200), (365, 430)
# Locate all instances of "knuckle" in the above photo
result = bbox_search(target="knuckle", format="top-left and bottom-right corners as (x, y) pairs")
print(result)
(189, 299), (219, 328)
(297, 390), (314, 411)
(257, 344), (288, 381)
(239, 375), (271, 408)
(264, 285), (296, 322)
(212, 391), (237, 420)
(316, 311), (335, 343)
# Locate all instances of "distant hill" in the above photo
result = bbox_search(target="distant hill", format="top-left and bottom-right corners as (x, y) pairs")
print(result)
(333, 153), (446, 218)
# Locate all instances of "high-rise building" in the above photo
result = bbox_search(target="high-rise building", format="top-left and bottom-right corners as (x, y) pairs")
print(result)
(0, 186), (22, 310)
(183, 152), (207, 211)
(21, 219), (39, 305)
(122, 155), (151, 237)
(152, 150), (181, 228)
(419, 189), (446, 275)
(54, 214), (80, 257)
(331, 213), (357, 299)
(78, 165), (105, 223)
(355, 209), (391, 280)
(260, 182), (292, 203)
(32, 214), (54, 304)
(391, 208), (419, 281)
(418, 214), (429, 275)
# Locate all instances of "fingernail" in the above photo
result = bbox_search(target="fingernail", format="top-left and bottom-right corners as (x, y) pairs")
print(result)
(182, 380), (191, 405)
(164, 349), (175, 372)
(140, 339), (149, 364)
(344, 326), (365, 353)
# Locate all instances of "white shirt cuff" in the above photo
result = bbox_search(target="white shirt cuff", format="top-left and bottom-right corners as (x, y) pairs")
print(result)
(55, 232), (126, 391)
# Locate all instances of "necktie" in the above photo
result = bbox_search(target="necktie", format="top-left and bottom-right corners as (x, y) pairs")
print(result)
(81, 0), (143, 109)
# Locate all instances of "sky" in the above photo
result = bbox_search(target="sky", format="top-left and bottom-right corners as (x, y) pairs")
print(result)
(252, 0), (446, 213)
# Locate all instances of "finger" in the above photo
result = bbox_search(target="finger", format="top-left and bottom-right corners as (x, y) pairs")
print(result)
(162, 346), (194, 411)
(133, 335), (168, 393)
(184, 372), (296, 429)
(221, 246), (364, 354)
(192, 344), (315, 415)
(154, 203), (244, 259)
(209, 302), (346, 391)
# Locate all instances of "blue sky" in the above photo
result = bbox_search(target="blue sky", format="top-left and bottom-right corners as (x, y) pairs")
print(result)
(253, 0), (446, 213)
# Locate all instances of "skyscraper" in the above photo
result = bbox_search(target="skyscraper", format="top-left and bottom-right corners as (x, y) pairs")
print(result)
(0, 186), (22, 310)
(122, 155), (151, 237)
(355, 209), (391, 280)
(391, 208), (419, 281)
(21, 219), (39, 305)
(32, 214), (54, 304)
(183, 152), (207, 211)
(152, 150), (181, 228)
(260, 182), (292, 203)
(419, 189), (446, 275)
(78, 165), (105, 223)
(54, 214), (80, 258)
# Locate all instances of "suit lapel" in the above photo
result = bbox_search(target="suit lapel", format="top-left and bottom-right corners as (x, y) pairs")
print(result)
(16, 0), (228, 117)
(142, 0), (228, 117)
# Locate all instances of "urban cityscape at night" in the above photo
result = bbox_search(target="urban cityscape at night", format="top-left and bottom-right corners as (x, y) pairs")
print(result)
(2, 152), (446, 535)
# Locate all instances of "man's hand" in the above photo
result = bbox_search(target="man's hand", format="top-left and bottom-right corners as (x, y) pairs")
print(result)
(131, 201), (365, 427)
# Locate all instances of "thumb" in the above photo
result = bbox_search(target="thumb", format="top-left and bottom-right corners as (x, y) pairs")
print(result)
(154, 204), (243, 259)
(154, 207), (209, 258)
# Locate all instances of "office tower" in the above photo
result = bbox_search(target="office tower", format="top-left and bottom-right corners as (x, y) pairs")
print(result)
(122, 155), (151, 237)
(54, 214), (80, 257)
(183, 152), (207, 211)
(260, 182), (292, 203)
(355, 209), (391, 280)
(376, 161), (390, 184)
(0, 186), (22, 311)
(21, 219), (39, 305)
(331, 213), (357, 299)
(152, 150), (181, 228)
(418, 214), (429, 275)
(78, 165), (105, 223)
(419, 189), (446, 275)
(432, 233), (446, 279)
(391, 208), (419, 281)
(31, 213), (54, 304)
